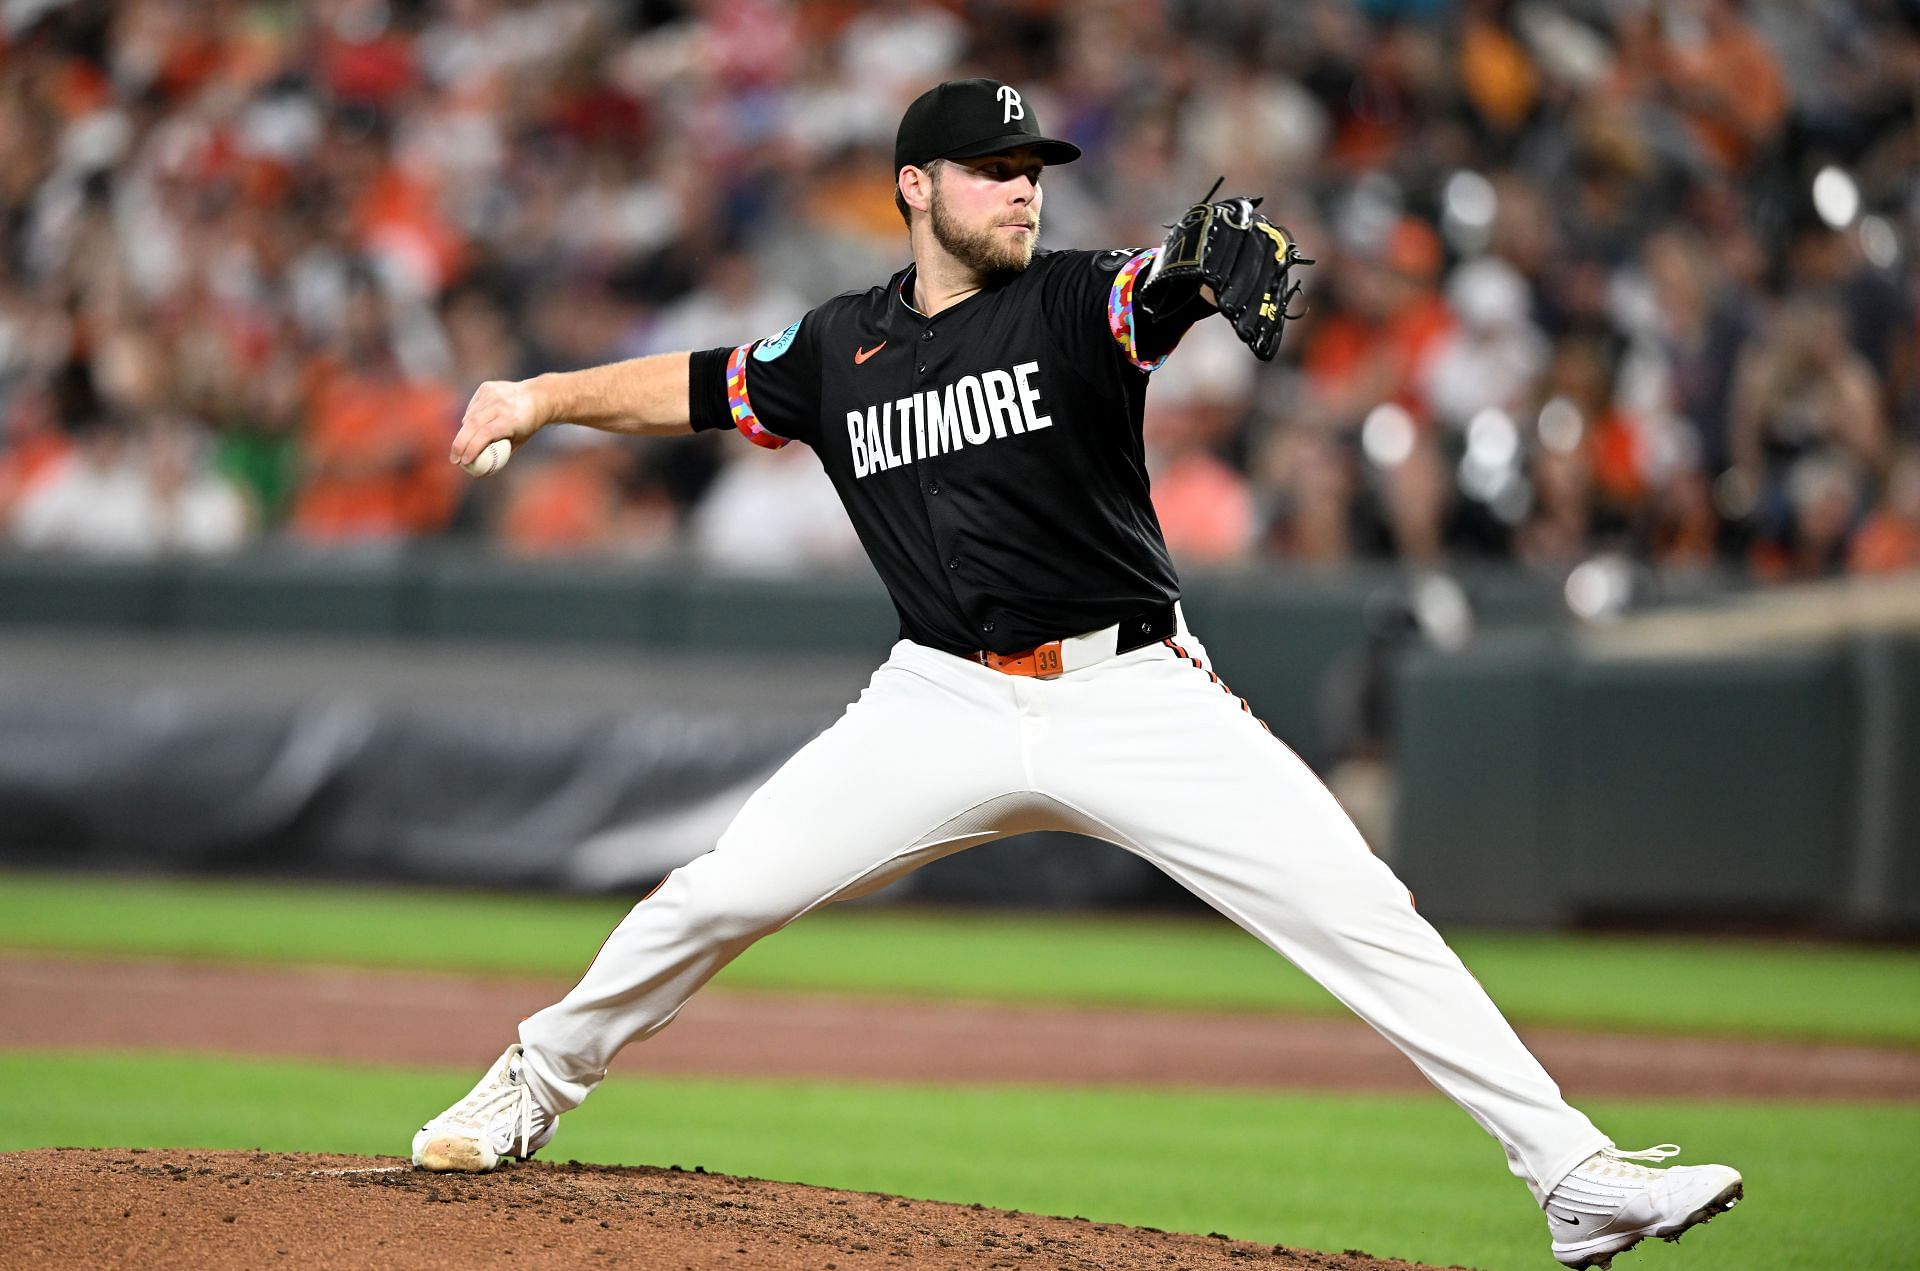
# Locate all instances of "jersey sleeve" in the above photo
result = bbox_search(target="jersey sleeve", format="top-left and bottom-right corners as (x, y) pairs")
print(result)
(689, 312), (822, 448)
(1041, 248), (1208, 378)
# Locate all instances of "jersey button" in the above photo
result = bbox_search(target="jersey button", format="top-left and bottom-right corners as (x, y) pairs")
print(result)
(917, 363), (928, 374)
(947, 556), (961, 570)
(926, 480), (940, 495)
(922, 328), (935, 340)
(980, 621), (996, 634)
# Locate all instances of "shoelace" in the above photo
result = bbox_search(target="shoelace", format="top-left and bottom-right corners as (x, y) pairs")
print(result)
(1579, 1142), (1682, 1184)
(446, 1054), (537, 1156)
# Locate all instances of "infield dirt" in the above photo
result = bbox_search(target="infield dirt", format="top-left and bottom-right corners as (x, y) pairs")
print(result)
(7, 954), (1916, 1099)
(1, 1148), (1454, 1271)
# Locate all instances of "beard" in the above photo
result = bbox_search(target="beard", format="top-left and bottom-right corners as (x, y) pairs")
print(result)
(929, 185), (1040, 278)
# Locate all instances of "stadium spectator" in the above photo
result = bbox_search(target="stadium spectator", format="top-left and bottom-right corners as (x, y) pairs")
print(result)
(1259, 424), (1362, 564)
(1419, 254), (1549, 432)
(0, 0), (1913, 586)
(1636, 225), (1753, 476)
(688, 442), (862, 574)
(1299, 215), (1453, 433)
(288, 279), (460, 544)
(1751, 450), (1867, 582)
(497, 434), (678, 559)
(1639, 0), (1788, 176)
(1145, 319), (1260, 564)
(12, 412), (249, 558)
(1850, 448), (1920, 576)
(1729, 300), (1889, 558)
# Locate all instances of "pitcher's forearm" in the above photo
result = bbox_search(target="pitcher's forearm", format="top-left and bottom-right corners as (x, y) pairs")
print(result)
(450, 353), (697, 466)
(532, 353), (694, 437)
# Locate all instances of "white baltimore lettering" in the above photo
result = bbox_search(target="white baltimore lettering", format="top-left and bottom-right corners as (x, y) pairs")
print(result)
(880, 401), (901, 468)
(848, 364), (1053, 480)
(980, 369), (1022, 437)
(847, 410), (869, 478)
(1014, 361), (1052, 431)
(956, 376), (990, 445)
(924, 383), (960, 456)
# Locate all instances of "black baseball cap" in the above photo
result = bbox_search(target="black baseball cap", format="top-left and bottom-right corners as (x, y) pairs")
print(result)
(894, 78), (1082, 172)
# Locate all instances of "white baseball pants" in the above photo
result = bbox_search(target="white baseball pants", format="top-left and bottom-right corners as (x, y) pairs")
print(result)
(517, 620), (1609, 1201)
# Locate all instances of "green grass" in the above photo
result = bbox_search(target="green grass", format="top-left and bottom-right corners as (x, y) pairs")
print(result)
(4, 1050), (1909, 1271)
(4, 871), (1920, 1043)
(0, 872), (632, 976)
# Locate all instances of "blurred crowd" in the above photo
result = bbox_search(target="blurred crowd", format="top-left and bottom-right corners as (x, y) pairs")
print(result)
(1, 0), (1918, 584)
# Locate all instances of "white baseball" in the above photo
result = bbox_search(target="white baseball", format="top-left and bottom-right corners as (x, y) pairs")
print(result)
(463, 437), (512, 477)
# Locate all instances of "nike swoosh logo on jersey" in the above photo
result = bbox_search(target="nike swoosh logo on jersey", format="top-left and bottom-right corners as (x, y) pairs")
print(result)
(854, 341), (887, 364)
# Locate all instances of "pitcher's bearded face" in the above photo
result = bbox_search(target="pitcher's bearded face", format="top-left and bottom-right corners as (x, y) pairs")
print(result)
(928, 150), (1044, 277)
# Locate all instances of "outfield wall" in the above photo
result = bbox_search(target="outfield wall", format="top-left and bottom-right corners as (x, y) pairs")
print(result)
(0, 551), (1558, 908)
(0, 548), (1591, 767)
(4, 552), (1913, 930)
(1394, 578), (1920, 933)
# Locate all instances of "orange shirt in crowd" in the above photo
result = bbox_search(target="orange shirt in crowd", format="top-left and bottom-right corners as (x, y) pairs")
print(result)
(1850, 516), (1920, 574)
(1658, 16), (1787, 171)
(1151, 451), (1256, 563)
(500, 452), (621, 557)
(1302, 218), (1453, 419)
(0, 428), (70, 528)
(1589, 407), (1648, 505)
(1458, 16), (1538, 132)
(1303, 295), (1454, 420)
(290, 368), (459, 543)
(355, 168), (464, 294)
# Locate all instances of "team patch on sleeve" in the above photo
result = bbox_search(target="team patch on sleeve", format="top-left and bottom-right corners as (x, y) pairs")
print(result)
(726, 344), (791, 449)
(1106, 249), (1173, 372)
(752, 319), (801, 362)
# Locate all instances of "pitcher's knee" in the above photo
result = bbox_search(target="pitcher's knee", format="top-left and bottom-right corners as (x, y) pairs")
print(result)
(660, 862), (808, 944)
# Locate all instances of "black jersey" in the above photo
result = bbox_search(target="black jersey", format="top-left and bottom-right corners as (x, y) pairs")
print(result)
(689, 248), (1205, 656)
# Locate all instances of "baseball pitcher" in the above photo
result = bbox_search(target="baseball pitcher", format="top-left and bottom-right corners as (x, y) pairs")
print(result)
(415, 79), (1742, 1269)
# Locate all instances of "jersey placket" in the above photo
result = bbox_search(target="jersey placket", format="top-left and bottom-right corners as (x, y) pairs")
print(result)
(909, 305), (998, 646)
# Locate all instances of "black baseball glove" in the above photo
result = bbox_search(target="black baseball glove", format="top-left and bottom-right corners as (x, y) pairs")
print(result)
(1141, 189), (1311, 361)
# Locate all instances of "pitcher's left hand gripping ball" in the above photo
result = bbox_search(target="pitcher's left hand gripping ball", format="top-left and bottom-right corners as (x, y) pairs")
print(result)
(1143, 192), (1312, 361)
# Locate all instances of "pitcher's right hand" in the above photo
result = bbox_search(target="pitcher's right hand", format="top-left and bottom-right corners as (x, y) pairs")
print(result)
(451, 378), (548, 467)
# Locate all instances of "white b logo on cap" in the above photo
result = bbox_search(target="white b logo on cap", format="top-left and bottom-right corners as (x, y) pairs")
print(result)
(996, 85), (1024, 125)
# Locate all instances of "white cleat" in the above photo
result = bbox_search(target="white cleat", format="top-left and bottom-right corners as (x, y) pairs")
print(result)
(411, 1043), (556, 1173)
(1544, 1143), (1742, 1268)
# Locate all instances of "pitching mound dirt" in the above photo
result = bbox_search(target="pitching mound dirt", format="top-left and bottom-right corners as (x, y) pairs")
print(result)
(2, 1149), (1458, 1271)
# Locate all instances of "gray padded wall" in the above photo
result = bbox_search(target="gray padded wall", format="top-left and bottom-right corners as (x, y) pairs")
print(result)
(1392, 633), (1566, 927)
(1552, 647), (1856, 919)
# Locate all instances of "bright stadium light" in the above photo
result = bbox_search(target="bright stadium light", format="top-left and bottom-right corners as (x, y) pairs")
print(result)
(1459, 408), (1522, 502)
(1361, 402), (1417, 468)
(1466, 408), (1519, 468)
(1565, 554), (1635, 623)
(1812, 166), (1860, 229)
